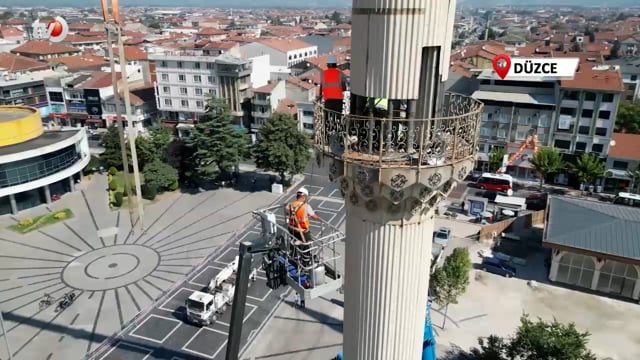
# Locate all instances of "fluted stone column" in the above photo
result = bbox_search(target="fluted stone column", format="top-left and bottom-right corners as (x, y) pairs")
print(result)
(328, 160), (472, 359)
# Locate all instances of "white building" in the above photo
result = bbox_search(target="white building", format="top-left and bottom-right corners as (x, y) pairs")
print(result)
(239, 38), (318, 68)
(149, 50), (251, 123)
(251, 81), (286, 132)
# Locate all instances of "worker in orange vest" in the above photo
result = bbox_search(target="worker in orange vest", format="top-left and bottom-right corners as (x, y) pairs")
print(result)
(285, 187), (320, 267)
(320, 56), (347, 119)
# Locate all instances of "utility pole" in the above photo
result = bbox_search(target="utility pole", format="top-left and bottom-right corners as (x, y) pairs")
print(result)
(101, 0), (145, 233)
(0, 311), (12, 360)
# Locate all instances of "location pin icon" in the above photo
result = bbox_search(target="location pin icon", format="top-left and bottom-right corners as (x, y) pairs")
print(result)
(492, 54), (511, 79)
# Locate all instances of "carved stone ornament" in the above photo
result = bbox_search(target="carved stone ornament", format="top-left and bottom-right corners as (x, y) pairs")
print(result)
(329, 162), (338, 182)
(365, 199), (378, 212)
(419, 187), (432, 202)
(428, 172), (442, 188)
(349, 191), (359, 206)
(428, 194), (440, 208)
(390, 189), (404, 204)
(355, 168), (370, 186)
(410, 200), (423, 215)
(390, 174), (408, 190)
(388, 203), (402, 215)
(441, 179), (456, 195)
(360, 184), (374, 198)
(458, 166), (468, 181)
(340, 177), (350, 194)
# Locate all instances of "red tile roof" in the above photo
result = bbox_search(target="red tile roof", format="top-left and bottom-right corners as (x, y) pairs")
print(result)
(80, 71), (123, 89)
(49, 55), (109, 71)
(0, 52), (49, 72)
(11, 40), (80, 55)
(0, 26), (23, 39)
(560, 65), (624, 92)
(305, 52), (350, 71)
(609, 133), (640, 160)
(275, 98), (297, 116)
(257, 38), (313, 53)
(334, 37), (351, 47)
(203, 42), (238, 50)
(62, 34), (108, 44)
(111, 46), (148, 61)
(253, 81), (280, 94)
(68, 23), (95, 30)
(286, 77), (315, 90)
(198, 28), (228, 36)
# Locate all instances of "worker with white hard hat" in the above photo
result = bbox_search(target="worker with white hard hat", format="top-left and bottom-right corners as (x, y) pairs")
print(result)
(285, 187), (320, 267)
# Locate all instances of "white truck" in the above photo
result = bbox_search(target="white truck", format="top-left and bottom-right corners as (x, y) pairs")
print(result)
(185, 258), (258, 326)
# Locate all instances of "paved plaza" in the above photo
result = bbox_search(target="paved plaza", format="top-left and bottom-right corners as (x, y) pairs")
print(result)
(0, 174), (279, 360)
(85, 175), (345, 360)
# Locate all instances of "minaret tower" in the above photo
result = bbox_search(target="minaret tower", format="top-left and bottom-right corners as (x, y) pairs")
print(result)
(314, 0), (483, 359)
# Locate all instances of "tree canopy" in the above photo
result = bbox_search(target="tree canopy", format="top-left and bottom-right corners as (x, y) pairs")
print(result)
(148, 126), (173, 161)
(142, 158), (178, 192)
(615, 100), (640, 134)
(135, 136), (156, 170)
(331, 11), (342, 24)
(489, 147), (506, 172)
(430, 247), (472, 328)
(101, 125), (130, 170)
(253, 112), (311, 184)
(469, 315), (596, 360)
(531, 146), (564, 189)
(568, 153), (605, 185)
(189, 97), (250, 181)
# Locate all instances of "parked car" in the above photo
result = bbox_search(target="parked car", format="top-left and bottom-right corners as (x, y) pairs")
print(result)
(525, 192), (548, 211)
(432, 227), (451, 247)
(480, 257), (517, 278)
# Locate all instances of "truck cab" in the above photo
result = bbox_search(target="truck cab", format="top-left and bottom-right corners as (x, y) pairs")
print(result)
(186, 291), (216, 326)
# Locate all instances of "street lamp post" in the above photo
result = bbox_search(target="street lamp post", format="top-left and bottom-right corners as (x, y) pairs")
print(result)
(0, 311), (12, 360)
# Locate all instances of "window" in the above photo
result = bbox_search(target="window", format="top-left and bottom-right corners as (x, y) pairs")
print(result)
(288, 55), (292, 60)
(195, 88), (203, 96)
(575, 142), (587, 152)
(591, 143), (604, 153)
(497, 129), (507, 138)
(564, 91), (579, 100)
(631, 75), (638, 81)
(554, 139), (571, 150)
(602, 93), (615, 102)
(208, 76), (215, 84)
(578, 125), (590, 135)
(613, 160), (629, 170)
(560, 107), (576, 116)
(584, 92), (596, 101)
(595, 127), (607, 136)
(193, 75), (202, 83)
(48, 91), (63, 103)
(303, 123), (314, 130)
(178, 74), (186, 82)
(161, 73), (169, 81)
(206, 63), (214, 69)
(480, 127), (491, 137)
(194, 62), (201, 69)
(581, 109), (593, 118)
(209, 89), (216, 96)
(163, 86), (170, 94)
(181, 99), (189, 108)
(515, 131), (527, 141)
(304, 52), (308, 56)
(598, 110), (611, 120)
(538, 116), (550, 127)
(160, 61), (167, 67)
(164, 98), (172, 106)
(537, 133), (546, 143)
(177, 61), (183, 68)
(196, 100), (204, 109)
(517, 116), (529, 125)
(180, 87), (188, 95)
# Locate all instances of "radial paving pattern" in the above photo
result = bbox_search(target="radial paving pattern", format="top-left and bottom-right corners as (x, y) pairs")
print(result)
(0, 174), (278, 360)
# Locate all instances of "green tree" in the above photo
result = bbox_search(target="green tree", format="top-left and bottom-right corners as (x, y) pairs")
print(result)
(331, 11), (342, 25)
(253, 112), (311, 184)
(167, 139), (196, 182)
(469, 315), (596, 360)
(531, 146), (564, 189)
(189, 97), (250, 181)
(489, 147), (506, 172)
(100, 125), (130, 170)
(568, 153), (605, 188)
(627, 163), (640, 193)
(615, 100), (640, 134)
(430, 247), (472, 329)
(148, 22), (161, 29)
(135, 136), (156, 170)
(608, 40), (621, 59)
(142, 158), (178, 192)
(0, 11), (14, 20)
(148, 127), (173, 160)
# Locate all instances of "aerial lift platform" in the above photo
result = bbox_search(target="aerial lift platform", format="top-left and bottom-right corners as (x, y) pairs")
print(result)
(225, 204), (345, 359)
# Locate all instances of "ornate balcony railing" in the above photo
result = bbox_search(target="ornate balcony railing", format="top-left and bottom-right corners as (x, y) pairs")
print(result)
(314, 92), (484, 168)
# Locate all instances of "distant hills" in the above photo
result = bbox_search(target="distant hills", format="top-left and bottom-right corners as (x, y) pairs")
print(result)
(3, 0), (352, 8)
(459, 0), (639, 7)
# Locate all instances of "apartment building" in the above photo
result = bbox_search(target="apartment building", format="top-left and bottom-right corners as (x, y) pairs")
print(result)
(607, 57), (640, 101)
(604, 132), (640, 193)
(251, 81), (286, 133)
(149, 50), (251, 124)
(240, 38), (318, 68)
(473, 69), (557, 180)
(472, 64), (625, 185)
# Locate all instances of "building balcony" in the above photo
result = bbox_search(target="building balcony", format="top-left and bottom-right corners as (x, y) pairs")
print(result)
(313, 92), (484, 168)
(252, 111), (271, 118)
(252, 98), (270, 106)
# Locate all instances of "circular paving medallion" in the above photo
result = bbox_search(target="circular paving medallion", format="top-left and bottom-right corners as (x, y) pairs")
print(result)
(62, 245), (159, 291)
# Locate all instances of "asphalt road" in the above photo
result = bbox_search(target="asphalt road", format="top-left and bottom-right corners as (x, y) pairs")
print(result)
(88, 173), (344, 360)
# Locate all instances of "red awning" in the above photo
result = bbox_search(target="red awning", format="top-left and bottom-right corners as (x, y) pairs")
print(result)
(85, 119), (104, 123)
